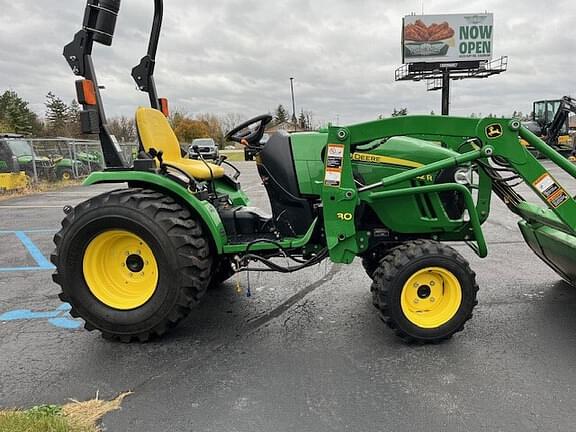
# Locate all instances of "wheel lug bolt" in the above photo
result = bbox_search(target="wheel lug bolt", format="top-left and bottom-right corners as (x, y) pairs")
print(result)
(413, 299), (419, 304)
(430, 281), (435, 286)
(413, 283), (419, 288)
(430, 297), (435, 303)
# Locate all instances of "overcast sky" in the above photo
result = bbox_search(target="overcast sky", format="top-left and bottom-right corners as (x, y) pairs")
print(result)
(0, 0), (574, 126)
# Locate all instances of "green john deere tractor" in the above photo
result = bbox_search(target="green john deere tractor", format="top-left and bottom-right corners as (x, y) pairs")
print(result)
(53, 0), (576, 343)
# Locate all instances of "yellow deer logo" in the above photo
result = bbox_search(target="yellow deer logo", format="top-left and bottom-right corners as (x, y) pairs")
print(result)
(486, 124), (503, 139)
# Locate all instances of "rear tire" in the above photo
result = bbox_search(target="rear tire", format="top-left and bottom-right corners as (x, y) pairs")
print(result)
(51, 188), (213, 342)
(371, 240), (478, 344)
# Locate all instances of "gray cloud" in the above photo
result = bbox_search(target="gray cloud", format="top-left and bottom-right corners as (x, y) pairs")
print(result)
(1, 0), (574, 125)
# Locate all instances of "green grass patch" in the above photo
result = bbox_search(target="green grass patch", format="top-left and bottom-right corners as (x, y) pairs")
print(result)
(0, 406), (93, 432)
(221, 150), (246, 162)
(0, 393), (131, 432)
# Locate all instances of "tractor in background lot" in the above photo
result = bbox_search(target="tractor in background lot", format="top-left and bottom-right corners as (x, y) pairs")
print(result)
(53, 150), (103, 180)
(0, 135), (55, 181)
(52, 0), (576, 344)
(0, 134), (28, 192)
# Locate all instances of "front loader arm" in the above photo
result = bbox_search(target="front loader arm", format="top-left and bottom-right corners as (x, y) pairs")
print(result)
(321, 116), (491, 264)
(321, 116), (576, 265)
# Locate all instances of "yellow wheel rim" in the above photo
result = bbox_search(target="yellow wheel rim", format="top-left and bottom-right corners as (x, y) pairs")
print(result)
(400, 267), (462, 329)
(83, 230), (159, 310)
(62, 171), (71, 180)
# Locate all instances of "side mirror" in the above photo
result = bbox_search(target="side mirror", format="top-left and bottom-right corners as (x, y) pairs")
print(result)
(83, 0), (121, 46)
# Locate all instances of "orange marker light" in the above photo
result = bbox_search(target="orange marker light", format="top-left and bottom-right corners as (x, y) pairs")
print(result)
(76, 80), (97, 106)
(159, 98), (169, 117)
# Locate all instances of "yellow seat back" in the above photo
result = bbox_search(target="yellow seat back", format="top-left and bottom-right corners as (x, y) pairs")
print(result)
(136, 107), (182, 160)
(135, 107), (226, 181)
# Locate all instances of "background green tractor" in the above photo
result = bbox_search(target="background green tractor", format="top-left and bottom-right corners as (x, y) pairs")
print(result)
(53, 151), (103, 180)
(52, 0), (576, 344)
(0, 136), (55, 181)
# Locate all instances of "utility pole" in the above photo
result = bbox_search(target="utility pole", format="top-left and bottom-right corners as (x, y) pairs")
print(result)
(290, 77), (297, 124)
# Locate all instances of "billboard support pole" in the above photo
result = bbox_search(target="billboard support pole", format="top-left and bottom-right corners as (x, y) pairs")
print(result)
(441, 70), (450, 115)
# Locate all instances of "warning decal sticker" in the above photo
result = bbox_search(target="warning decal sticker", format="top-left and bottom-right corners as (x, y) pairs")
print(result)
(325, 144), (344, 187)
(533, 174), (569, 209)
(548, 190), (569, 209)
(533, 174), (560, 199)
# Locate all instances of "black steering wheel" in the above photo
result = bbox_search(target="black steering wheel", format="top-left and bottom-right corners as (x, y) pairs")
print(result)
(225, 114), (273, 146)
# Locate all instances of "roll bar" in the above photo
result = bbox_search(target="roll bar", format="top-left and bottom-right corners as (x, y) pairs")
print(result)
(131, 0), (164, 109)
(63, 0), (166, 168)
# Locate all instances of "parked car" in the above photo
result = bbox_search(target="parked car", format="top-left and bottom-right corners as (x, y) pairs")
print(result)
(188, 138), (219, 160)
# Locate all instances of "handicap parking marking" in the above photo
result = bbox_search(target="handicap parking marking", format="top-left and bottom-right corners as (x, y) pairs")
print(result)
(0, 303), (82, 330)
(0, 229), (56, 272)
(14, 231), (54, 269)
(0, 206), (66, 209)
(0, 229), (57, 234)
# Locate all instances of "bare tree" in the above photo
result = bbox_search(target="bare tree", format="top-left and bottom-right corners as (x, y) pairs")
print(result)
(108, 116), (136, 142)
(220, 113), (247, 136)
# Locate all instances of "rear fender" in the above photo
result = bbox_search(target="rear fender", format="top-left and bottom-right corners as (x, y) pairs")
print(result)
(84, 171), (227, 253)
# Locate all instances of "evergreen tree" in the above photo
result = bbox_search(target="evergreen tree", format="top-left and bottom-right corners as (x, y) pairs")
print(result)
(67, 100), (81, 137)
(274, 104), (289, 123)
(45, 92), (70, 137)
(0, 90), (37, 134)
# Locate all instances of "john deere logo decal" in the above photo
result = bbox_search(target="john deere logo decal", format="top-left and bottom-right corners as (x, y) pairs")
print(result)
(486, 124), (503, 139)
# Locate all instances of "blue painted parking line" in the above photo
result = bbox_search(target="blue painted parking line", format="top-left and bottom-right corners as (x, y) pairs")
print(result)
(0, 303), (82, 329)
(0, 229), (57, 234)
(0, 267), (55, 273)
(0, 230), (56, 272)
(14, 231), (54, 269)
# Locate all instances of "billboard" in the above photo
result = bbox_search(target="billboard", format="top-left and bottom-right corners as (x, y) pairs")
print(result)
(403, 13), (494, 64)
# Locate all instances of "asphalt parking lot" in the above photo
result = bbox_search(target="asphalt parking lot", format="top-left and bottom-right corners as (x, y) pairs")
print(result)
(1, 161), (576, 431)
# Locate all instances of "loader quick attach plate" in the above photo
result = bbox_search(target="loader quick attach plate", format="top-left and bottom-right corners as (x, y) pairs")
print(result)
(519, 220), (576, 287)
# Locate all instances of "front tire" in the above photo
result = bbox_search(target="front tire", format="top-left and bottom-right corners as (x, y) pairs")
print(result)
(371, 240), (478, 344)
(361, 245), (396, 279)
(51, 188), (213, 342)
(60, 169), (73, 181)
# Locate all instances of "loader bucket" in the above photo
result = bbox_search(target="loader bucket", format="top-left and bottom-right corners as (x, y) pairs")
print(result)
(518, 205), (576, 287)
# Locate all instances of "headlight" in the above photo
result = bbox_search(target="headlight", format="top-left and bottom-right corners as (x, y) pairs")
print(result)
(454, 167), (473, 185)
